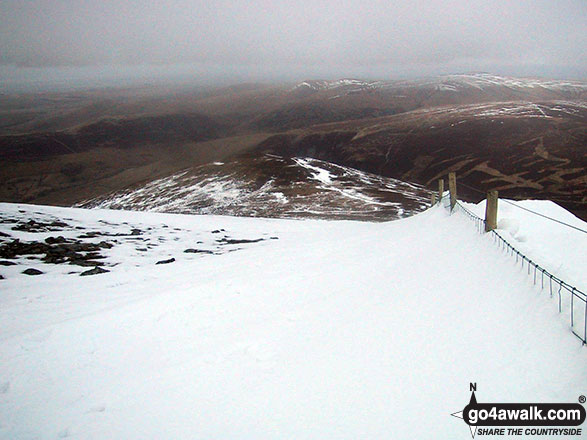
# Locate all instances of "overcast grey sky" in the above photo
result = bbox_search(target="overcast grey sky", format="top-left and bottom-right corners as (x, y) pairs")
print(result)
(0, 0), (586, 87)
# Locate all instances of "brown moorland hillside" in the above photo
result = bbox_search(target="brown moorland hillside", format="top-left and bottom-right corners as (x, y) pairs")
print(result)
(1, 74), (585, 219)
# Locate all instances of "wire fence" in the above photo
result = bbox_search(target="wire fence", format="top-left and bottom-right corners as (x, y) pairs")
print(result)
(440, 193), (587, 345)
(456, 180), (587, 234)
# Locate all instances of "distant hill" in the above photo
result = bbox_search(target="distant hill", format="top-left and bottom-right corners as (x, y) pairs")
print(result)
(0, 74), (585, 219)
(80, 155), (432, 221)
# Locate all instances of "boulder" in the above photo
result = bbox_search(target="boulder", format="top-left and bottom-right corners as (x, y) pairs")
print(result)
(22, 268), (43, 276)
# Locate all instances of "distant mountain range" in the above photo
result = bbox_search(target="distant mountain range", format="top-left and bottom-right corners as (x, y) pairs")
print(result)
(1, 74), (585, 220)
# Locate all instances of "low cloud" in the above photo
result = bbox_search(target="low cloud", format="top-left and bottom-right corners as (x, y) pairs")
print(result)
(1, 0), (585, 85)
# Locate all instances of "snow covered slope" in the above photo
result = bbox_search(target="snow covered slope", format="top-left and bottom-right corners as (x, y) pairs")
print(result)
(0, 201), (585, 439)
(466, 198), (587, 293)
(80, 155), (432, 221)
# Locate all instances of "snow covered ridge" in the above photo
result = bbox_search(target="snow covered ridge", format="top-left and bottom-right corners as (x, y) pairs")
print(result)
(451, 73), (587, 90)
(293, 74), (587, 95)
(80, 155), (432, 221)
(1, 201), (586, 439)
(292, 79), (380, 92)
(426, 73), (587, 92)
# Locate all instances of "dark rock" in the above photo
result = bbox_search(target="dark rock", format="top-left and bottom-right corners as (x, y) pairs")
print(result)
(49, 221), (68, 228)
(43, 255), (67, 264)
(0, 240), (48, 258)
(12, 219), (69, 232)
(83, 252), (106, 260)
(33, 244), (46, 253)
(62, 242), (101, 252)
(131, 228), (142, 235)
(137, 248), (148, 252)
(22, 268), (43, 276)
(0, 260), (17, 266)
(80, 266), (110, 276)
(0, 231), (10, 238)
(46, 246), (68, 256)
(45, 236), (67, 244)
(156, 258), (175, 265)
(211, 230), (221, 234)
(270, 236), (279, 240)
(78, 232), (101, 238)
(68, 259), (105, 267)
(184, 249), (214, 254)
(217, 238), (264, 245)
(0, 274), (4, 280)
(98, 241), (113, 249)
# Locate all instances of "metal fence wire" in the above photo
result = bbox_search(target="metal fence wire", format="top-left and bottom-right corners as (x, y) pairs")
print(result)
(440, 193), (587, 345)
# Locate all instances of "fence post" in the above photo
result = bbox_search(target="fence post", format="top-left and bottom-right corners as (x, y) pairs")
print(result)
(484, 190), (498, 232)
(448, 172), (457, 211)
(431, 193), (437, 206)
(438, 179), (444, 204)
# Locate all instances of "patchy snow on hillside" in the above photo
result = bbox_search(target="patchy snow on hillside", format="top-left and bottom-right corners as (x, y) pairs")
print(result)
(294, 157), (334, 184)
(0, 200), (586, 439)
(399, 100), (587, 123)
(81, 156), (431, 221)
(294, 74), (587, 95)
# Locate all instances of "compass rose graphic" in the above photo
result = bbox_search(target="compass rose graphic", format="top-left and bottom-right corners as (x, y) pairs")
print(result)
(451, 390), (478, 438)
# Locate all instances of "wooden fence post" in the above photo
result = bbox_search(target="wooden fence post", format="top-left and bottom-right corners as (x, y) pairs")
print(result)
(448, 172), (457, 211)
(484, 190), (498, 232)
(431, 193), (437, 206)
(438, 179), (444, 204)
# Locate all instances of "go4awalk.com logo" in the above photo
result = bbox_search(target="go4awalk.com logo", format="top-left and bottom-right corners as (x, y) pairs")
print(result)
(451, 383), (586, 437)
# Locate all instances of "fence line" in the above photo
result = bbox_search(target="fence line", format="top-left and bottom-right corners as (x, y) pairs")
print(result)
(439, 192), (587, 345)
(454, 180), (587, 234)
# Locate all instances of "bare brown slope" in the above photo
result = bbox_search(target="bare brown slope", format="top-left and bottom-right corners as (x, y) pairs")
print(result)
(0, 133), (269, 206)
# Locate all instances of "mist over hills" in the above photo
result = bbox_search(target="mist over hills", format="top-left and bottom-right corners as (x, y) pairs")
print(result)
(1, 73), (585, 220)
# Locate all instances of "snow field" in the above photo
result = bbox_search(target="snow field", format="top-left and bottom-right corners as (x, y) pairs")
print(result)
(0, 203), (586, 439)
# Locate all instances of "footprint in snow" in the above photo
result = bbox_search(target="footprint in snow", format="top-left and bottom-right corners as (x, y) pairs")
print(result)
(239, 342), (276, 370)
(0, 382), (9, 394)
(28, 329), (53, 343)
